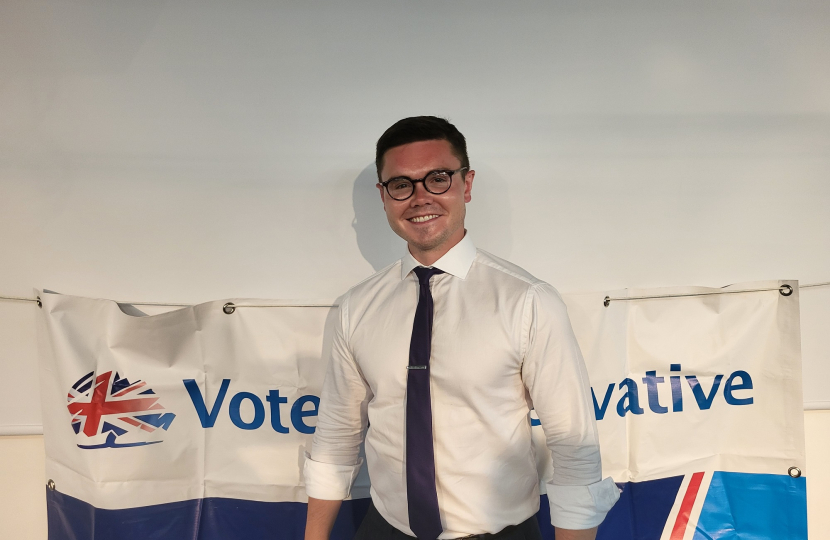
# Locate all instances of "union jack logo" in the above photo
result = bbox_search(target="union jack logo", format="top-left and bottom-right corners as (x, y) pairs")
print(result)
(66, 371), (176, 449)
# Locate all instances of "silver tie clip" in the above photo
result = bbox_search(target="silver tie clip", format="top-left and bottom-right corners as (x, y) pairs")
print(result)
(406, 365), (428, 370)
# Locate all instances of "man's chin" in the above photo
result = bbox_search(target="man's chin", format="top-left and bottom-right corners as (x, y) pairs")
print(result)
(397, 226), (441, 247)
(406, 233), (452, 254)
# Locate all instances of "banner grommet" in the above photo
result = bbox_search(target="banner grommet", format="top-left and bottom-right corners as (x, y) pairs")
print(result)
(788, 467), (802, 478)
(223, 302), (236, 315)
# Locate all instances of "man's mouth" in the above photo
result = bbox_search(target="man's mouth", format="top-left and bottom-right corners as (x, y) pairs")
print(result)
(408, 214), (440, 223)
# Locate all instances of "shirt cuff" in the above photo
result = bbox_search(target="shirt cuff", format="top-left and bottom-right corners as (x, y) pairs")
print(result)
(546, 477), (621, 529)
(303, 453), (364, 500)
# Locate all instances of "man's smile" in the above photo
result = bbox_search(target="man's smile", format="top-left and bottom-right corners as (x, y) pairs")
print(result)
(408, 214), (441, 224)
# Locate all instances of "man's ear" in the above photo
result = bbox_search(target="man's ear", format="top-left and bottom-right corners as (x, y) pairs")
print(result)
(463, 170), (475, 203)
(376, 183), (386, 210)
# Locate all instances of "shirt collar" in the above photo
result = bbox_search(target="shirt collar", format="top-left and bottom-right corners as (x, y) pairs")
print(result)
(400, 233), (477, 280)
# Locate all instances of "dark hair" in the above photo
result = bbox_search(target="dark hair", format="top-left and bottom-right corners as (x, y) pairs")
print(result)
(375, 116), (469, 178)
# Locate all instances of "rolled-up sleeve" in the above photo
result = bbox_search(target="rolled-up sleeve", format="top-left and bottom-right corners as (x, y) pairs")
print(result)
(521, 283), (620, 529)
(303, 295), (372, 500)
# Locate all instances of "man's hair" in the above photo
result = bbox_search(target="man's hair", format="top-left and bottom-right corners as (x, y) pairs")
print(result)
(375, 116), (469, 178)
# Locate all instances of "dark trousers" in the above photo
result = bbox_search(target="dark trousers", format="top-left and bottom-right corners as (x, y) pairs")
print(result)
(354, 502), (543, 540)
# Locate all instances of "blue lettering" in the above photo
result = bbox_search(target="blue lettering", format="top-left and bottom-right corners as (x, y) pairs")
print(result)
(530, 408), (541, 426)
(291, 395), (320, 434)
(642, 370), (668, 414)
(229, 392), (265, 430)
(686, 374), (723, 410)
(183, 379), (230, 428)
(670, 364), (683, 412)
(592, 384), (615, 420)
(266, 390), (290, 433)
(591, 367), (753, 421)
(616, 378), (644, 416)
(724, 370), (754, 405)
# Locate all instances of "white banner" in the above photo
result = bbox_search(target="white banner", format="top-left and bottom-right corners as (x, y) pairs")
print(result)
(36, 280), (807, 540)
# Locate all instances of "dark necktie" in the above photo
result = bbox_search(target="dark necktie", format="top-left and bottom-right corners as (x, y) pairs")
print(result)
(406, 266), (445, 540)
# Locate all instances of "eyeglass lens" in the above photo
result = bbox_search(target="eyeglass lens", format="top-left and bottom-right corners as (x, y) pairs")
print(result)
(387, 171), (453, 200)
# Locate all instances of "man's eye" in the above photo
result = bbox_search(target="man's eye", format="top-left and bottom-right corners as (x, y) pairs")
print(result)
(391, 181), (412, 190)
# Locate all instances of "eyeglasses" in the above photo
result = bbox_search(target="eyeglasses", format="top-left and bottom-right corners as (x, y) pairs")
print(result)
(380, 167), (468, 201)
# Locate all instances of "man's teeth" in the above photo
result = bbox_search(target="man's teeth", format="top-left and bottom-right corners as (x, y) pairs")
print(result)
(409, 215), (439, 223)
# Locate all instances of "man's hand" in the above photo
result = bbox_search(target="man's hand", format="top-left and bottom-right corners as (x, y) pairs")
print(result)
(304, 497), (343, 540)
(555, 526), (598, 540)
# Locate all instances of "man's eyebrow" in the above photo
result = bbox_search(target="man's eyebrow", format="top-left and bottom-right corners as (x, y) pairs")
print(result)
(388, 168), (454, 180)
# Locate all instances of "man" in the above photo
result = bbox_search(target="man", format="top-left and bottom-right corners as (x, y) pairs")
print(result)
(304, 117), (619, 540)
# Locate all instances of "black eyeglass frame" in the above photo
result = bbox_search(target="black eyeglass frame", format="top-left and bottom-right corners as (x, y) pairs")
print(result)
(379, 167), (469, 201)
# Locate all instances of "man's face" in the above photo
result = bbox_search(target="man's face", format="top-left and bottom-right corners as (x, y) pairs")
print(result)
(377, 139), (474, 259)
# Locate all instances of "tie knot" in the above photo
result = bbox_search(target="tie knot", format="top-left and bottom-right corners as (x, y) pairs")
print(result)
(413, 266), (444, 286)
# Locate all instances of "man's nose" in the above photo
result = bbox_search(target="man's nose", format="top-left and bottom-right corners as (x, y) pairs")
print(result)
(409, 182), (433, 205)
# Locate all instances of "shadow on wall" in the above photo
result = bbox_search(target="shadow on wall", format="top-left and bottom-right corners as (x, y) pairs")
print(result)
(351, 162), (513, 272)
(463, 163), (513, 261)
(352, 164), (405, 272)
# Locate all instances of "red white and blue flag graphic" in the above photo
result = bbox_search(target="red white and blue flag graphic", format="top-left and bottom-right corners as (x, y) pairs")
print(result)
(66, 371), (176, 449)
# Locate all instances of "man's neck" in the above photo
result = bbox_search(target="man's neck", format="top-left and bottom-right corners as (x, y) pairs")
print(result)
(408, 230), (466, 267)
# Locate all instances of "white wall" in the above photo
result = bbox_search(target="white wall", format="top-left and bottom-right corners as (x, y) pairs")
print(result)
(0, 437), (47, 540)
(1, 0), (828, 536)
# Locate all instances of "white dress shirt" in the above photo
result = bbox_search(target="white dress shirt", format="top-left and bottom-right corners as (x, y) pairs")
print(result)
(304, 235), (619, 537)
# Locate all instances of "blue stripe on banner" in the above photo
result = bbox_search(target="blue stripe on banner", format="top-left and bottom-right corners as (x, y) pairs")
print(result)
(536, 476), (684, 540)
(46, 488), (370, 540)
(46, 473), (807, 540)
(600, 475), (685, 540)
(692, 472), (807, 540)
